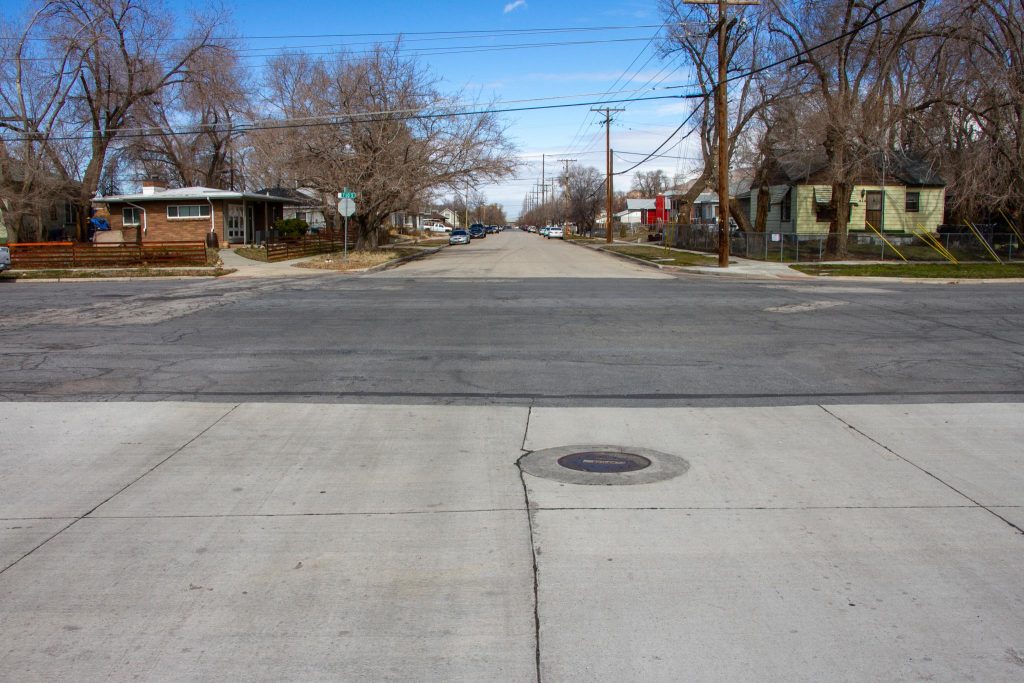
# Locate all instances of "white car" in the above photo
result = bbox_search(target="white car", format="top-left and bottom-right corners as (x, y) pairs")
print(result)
(547, 226), (564, 239)
(0, 245), (10, 272)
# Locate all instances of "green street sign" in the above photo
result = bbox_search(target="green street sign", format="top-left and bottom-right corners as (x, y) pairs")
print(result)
(338, 188), (357, 200)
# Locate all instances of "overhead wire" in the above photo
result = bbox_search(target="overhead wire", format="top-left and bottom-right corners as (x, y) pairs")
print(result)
(2, 93), (704, 143)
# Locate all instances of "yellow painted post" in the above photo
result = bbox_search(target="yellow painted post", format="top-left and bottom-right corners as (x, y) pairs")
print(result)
(865, 221), (908, 261)
(963, 220), (1002, 263)
(998, 208), (1024, 243)
(915, 225), (957, 263)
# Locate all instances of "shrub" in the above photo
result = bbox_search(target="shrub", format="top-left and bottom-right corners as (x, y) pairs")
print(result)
(274, 217), (309, 239)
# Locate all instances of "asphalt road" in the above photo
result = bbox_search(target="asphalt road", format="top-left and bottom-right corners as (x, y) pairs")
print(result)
(2, 231), (1024, 681)
(1, 231), (1022, 405)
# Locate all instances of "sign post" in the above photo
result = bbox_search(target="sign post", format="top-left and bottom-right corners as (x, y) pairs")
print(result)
(337, 188), (357, 259)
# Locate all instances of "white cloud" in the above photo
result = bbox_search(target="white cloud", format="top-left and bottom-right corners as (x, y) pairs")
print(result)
(503, 0), (527, 14)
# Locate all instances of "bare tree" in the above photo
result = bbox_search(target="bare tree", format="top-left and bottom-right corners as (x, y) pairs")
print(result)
(631, 169), (671, 196)
(0, 2), (92, 241)
(0, 0), (228, 241)
(767, 0), (930, 257)
(256, 44), (517, 248)
(914, 0), (1024, 229)
(561, 164), (604, 234)
(123, 46), (251, 189)
(661, 0), (778, 223)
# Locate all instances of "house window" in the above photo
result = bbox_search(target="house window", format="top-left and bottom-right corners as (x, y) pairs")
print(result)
(905, 191), (920, 213)
(780, 190), (792, 222)
(167, 204), (210, 219)
(815, 204), (835, 223)
(122, 207), (141, 226)
(64, 202), (74, 225)
(295, 212), (308, 223)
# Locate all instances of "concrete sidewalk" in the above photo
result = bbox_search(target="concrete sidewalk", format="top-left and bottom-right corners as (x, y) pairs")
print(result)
(219, 248), (333, 277)
(2, 401), (1022, 681)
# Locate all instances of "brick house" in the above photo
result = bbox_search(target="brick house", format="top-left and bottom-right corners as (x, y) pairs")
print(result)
(94, 181), (292, 245)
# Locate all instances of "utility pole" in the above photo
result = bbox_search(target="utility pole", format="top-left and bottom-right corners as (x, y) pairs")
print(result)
(559, 158), (577, 195)
(592, 107), (625, 243)
(541, 154), (546, 208)
(683, 0), (758, 267)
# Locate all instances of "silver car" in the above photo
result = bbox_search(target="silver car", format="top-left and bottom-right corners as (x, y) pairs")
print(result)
(449, 229), (470, 245)
(0, 245), (10, 272)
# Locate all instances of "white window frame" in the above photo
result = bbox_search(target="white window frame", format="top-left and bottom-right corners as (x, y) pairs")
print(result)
(123, 207), (141, 226)
(167, 204), (211, 220)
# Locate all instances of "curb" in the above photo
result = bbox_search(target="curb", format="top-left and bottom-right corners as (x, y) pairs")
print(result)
(796, 274), (1024, 285)
(1, 270), (232, 283)
(591, 245), (676, 271)
(362, 246), (444, 274)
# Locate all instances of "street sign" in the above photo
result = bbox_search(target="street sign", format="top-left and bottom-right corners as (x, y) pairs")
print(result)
(338, 188), (357, 200)
(337, 197), (356, 217)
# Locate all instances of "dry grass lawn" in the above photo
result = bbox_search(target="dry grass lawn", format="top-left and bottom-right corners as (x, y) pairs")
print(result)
(296, 248), (419, 271)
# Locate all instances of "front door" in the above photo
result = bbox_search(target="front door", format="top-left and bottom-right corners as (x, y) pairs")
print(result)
(226, 205), (244, 244)
(865, 191), (883, 230)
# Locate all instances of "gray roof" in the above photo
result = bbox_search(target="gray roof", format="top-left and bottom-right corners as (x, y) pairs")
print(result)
(886, 154), (945, 186)
(96, 186), (292, 203)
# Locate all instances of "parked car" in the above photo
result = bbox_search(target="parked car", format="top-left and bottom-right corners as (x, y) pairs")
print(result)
(547, 226), (564, 239)
(449, 229), (470, 245)
(469, 225), (486, 239)
(539, 226), (550, 237)
(486, 225), (498, 234)
(0, 245), (9, 272)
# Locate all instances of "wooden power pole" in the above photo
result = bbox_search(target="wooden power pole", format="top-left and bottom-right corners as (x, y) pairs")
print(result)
(592, 107), (625, 243)
(684, 0), (758, 268)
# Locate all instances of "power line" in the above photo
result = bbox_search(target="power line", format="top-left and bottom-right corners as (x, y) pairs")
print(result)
(563, 21), (670, 154)
(2, 93), (703, 143)
(1, 35), (664, 65)
(613, 103), (704, 176)
(605, 0), (930, 180)
(0, 23), (666, 43)
(0, 82), (699, 141)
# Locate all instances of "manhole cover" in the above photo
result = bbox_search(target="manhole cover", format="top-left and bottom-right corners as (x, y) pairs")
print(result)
(557, 451), (651, 473)
(519, 445), (688, 486)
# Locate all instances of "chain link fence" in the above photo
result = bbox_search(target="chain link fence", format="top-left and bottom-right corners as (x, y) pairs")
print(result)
(661, 223), (1021, 263)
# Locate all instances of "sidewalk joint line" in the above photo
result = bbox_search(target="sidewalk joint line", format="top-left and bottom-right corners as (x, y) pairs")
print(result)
(819, 405), (1024, 535)
(0, 404), (239, 577)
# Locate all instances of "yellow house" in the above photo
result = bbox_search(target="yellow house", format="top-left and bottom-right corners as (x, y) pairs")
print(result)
(747, 155), (945, 235)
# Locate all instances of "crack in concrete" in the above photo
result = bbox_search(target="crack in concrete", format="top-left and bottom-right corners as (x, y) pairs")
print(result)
(515, 405), (542, 683)
(0, 404), (239, 576)
(819, 405), (1024, 535)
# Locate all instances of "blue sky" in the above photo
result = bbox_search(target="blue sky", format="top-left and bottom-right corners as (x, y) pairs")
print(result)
(2, 0), (703, 218)
(224, 0), (705, 217)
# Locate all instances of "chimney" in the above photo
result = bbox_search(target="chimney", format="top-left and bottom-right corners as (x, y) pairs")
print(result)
(140, 179), (166, 196)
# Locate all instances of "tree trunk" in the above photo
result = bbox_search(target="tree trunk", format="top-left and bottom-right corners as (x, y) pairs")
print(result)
(678, 166), (716, 225)
(76, 137), (111, 242)
(729, 197), (752, 233)
(755, 183), (770, 233)
(825, 180), (852, 259)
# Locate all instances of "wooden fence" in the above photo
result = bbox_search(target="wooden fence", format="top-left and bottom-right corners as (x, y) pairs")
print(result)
(264, 229), (355, 262)
(8, 241), (208, 269)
